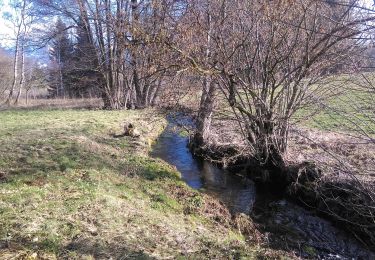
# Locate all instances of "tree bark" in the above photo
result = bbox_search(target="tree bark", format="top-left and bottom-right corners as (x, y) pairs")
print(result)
(6, 0), (26, 106)
(6, 35), (20, 106)
(194, 76), (216, 147)
(193, 9), (215, 148)
(14, 41), (25, 105)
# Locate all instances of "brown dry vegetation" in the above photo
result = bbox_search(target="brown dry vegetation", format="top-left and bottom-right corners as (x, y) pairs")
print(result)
(287, 128), (375, 181)
(0, 98), (103, 111)
(190, 101), (375, 250)
(0, 105), (297, 259)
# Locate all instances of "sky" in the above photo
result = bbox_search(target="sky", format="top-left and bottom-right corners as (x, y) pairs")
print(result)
(0, 0), (374, 51)
(0, 0), (16, 48)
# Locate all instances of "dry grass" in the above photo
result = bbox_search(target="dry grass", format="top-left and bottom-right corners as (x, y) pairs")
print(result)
(287, 128), (375, 181)
(196, 114), (375, 249)
(0, 108), (294, 259)
(286, 128), (375, 249)
(0, 98), (103, 111)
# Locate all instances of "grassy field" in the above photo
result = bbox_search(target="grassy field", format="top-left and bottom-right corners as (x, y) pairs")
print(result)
(0, 108), (290, 259)
(293, 75), (375, 135)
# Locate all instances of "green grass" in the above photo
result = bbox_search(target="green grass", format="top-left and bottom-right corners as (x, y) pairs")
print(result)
(294, 75), (375, 135)
(0, 108), (290, 259)
(207, 73), (375, 136)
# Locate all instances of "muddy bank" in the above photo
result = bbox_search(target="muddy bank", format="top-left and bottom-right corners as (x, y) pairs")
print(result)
(288, 175), (375, 251)
(192, 140), (375, 252)
(184, 112), (375, 252)
(151, 113), (374, 258)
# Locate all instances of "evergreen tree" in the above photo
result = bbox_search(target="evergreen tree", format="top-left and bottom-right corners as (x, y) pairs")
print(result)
(48, 18), (73, 97)
(68, 16), (102, 98)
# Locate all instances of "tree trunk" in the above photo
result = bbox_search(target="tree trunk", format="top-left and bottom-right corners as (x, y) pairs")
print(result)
(26, 89), (29, 105)
(14, 41), (25, 105)
(101, 91), (111, 109)
(104, 0), (115, 106)
(6, 35), (20, 106)
(133, 69), (144, 108)
(193, 9), (214, 148)
(194, 76), (216, 147)
(5, 0), (26, 106)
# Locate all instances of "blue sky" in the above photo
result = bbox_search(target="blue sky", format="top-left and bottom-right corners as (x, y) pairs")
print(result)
(0, 0), (374, 50)
(0, 0), (17, 48)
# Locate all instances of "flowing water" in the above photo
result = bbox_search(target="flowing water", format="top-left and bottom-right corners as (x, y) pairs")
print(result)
(150, 113), (374, 259)
(150, 114), (256, 215)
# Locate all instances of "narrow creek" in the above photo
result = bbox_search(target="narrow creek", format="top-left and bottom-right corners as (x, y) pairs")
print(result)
(150, 113), (374, 259)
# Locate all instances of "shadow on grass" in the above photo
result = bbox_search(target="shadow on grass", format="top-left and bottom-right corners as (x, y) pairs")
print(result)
(0, 237), (154, 260)
(111, 133), (127, 138)
(64, 237), (154, 259)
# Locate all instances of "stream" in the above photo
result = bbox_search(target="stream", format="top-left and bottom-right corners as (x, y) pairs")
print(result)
(150, 113), (374, 259)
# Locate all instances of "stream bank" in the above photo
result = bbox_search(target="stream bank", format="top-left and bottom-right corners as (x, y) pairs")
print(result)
(1, 108), (279, 259)
(151, 113), (375, 259)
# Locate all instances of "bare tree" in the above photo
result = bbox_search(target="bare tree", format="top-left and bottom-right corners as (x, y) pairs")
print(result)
(4, 0), (27, 106)
(174, 0), (374, 167)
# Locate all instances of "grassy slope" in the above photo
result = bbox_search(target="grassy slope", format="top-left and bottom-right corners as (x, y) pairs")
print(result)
(294, 75), (375, 135)
(0, 109), (288, 259)
(205, 74), (375, 134)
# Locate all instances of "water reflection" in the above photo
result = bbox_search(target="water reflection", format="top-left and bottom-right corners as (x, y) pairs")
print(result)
(150, 115), (255, 214)
(150, 114), (374, 259)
